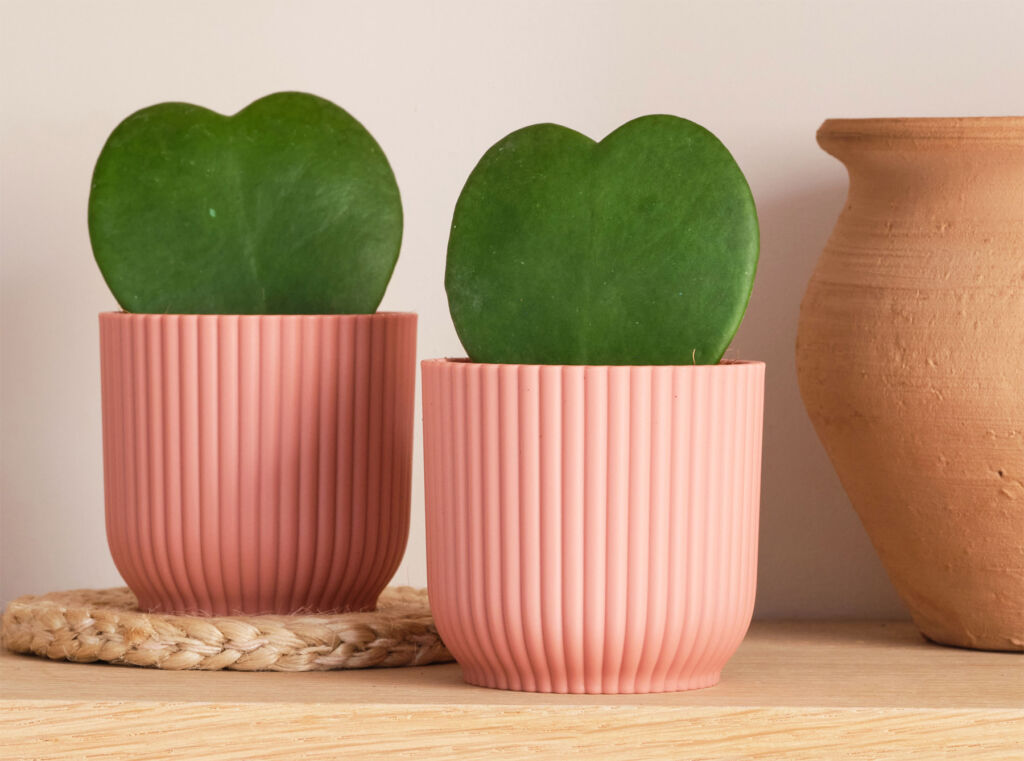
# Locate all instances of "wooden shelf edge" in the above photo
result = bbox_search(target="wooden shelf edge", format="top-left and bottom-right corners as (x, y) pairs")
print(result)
(3, 620), (1022, 760)
(3, 698), (1022, 761)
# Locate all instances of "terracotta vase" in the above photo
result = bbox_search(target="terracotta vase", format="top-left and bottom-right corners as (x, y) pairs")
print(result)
(421, 358), (765, 693)
(797, 117), (1024, 651)
(99, 312), (417, 615)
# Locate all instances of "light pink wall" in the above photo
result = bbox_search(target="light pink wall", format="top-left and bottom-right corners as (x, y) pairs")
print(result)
(3, 0), (1022, 617)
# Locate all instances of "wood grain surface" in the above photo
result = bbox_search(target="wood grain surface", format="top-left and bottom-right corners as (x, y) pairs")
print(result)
(2, 620), (1022, 760)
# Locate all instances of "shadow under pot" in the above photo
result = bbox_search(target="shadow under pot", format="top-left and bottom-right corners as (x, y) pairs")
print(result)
(421, 358), (765, 694)
(99, 312), (417, 616)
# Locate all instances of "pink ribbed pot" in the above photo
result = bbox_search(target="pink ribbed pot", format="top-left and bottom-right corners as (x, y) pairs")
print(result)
(422, 359), (765, 693)
(99, 312), (417, 616)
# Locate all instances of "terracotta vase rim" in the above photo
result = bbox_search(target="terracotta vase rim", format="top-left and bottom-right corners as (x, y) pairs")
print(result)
(100, 310), (416, 320)
(818, 116), (1024, 146)
(424, 357), (765, 371)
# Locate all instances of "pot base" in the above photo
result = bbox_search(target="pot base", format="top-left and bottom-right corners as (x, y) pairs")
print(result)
(461, 666), (721, 694)
(918, 621), (1024, 653)
(133, 593), (380, 617)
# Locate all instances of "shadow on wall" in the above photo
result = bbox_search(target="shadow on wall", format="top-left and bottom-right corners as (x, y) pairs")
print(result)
(0, 236), (118, 606)
(730, 178), (909, 620)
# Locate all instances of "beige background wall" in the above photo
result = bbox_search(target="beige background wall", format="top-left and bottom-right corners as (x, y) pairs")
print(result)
(2, 0), (1022, 615)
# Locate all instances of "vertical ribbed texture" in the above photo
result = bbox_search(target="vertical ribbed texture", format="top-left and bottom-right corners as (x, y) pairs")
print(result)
(99, 312), (417, 616)
(422, 359), (765, 694)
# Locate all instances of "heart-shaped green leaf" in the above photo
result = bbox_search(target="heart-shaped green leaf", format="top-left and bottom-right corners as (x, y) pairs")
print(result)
(89, 92), (402, 314)
(446, 115), (758, 365)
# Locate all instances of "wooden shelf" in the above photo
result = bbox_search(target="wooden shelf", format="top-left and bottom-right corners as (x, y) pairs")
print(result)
(2, 620), (1021, 760)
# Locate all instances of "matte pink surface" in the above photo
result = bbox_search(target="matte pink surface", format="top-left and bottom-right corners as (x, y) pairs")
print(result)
(99, 313), (417, 616)
(422, 359), (765, 694)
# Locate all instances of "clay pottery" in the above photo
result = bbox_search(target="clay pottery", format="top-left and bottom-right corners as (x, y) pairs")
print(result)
(421, 358), (765, 693)
(797, 117), (1024, 651)
(99, 312), (417, 615)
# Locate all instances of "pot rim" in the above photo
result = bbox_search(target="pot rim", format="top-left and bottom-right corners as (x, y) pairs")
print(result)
(99, 310), (416, 320)
(818, 116), (1024, 144)
(423, 357), (764, 371)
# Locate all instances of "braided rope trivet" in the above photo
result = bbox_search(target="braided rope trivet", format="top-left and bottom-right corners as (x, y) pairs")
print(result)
(1, 586), (452, 671)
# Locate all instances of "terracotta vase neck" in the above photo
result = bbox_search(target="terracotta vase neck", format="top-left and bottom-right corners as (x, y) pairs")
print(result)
(817, 117), (1024, 214)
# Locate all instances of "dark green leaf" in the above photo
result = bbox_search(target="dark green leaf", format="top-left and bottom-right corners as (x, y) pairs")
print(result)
(89, 91), (402, 314)
(446, 115), (758, 364)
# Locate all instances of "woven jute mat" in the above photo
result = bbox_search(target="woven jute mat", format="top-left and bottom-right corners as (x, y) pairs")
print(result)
(1, 586), (452, 671)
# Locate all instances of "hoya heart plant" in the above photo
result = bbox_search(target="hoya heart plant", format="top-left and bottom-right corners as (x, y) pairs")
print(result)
(89, 91), (402, 314)
(446, 115), (758, 365)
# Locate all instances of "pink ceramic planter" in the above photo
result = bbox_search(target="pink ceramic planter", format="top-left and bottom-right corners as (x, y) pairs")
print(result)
(422, 359), (765, 694)
(99, 312), (417, 616)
